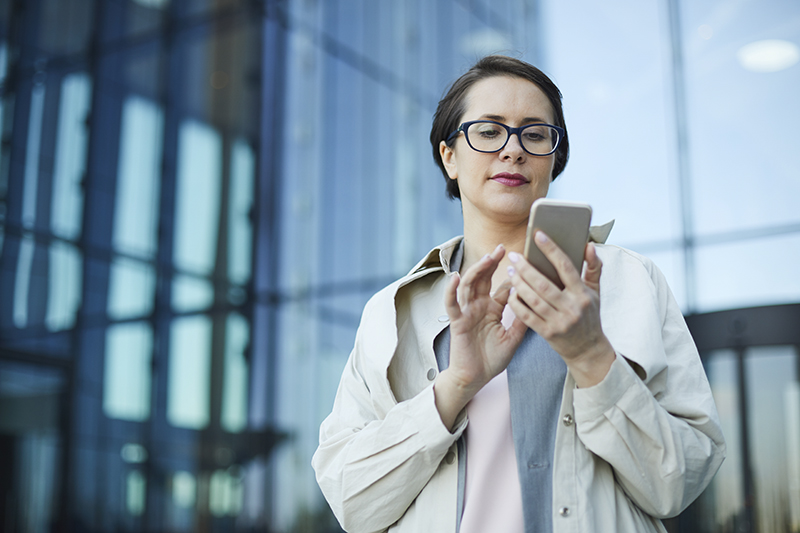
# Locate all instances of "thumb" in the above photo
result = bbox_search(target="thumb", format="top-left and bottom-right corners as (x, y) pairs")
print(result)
(583, 243), (603, 289)
(491, 280), (514, 306)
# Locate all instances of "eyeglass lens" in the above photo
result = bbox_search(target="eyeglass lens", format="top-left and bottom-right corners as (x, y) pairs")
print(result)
(465, 122), (559, 155)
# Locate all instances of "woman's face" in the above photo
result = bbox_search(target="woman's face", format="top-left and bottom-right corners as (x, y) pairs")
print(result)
(440, 75), (556, 226)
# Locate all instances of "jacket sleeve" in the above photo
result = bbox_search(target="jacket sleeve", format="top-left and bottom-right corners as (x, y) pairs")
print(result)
(572, 248), (726, 519)
(311, 305), (465, 533)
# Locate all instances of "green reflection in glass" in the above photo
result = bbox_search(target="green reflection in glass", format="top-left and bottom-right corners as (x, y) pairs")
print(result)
(172, 471), (196, 509)
(167, 316), (212, 429)
(209, 468), (243, 517)
(103, 322), (153, 421)
(126, 470), (146, 516)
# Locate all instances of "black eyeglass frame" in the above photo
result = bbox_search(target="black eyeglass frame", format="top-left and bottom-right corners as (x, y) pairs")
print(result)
(445, 120), (565, 156)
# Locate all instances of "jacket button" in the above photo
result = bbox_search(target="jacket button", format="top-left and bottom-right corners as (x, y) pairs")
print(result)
(562, 414), (573, 427)
(438, 315), (449, 323)
(427, 368), (437, 381)
(559, 506), (570, 517)
(445, 452), (456, 464)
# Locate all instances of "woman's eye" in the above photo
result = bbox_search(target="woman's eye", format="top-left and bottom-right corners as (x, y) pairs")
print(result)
(476, 127), (501, 138)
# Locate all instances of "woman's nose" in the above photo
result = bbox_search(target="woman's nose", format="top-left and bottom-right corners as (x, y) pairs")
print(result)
(500, 133), (526, 160)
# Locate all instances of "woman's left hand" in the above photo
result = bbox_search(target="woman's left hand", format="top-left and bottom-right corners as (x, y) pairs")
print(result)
(507, 231), (616, 387)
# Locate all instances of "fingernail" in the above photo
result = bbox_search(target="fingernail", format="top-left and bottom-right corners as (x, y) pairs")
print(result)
(510, 287), (516, 295)
(508, 252), (520, 263)
(507, 266), (515, 277)
(482, 253), (490, 261)
(535, 231), (548, 243)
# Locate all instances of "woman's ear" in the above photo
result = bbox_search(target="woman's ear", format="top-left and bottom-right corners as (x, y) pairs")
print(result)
(439, 141), (458, 181)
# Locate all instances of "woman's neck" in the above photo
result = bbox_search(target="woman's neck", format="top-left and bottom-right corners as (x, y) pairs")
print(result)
(460, 210), (529, 290)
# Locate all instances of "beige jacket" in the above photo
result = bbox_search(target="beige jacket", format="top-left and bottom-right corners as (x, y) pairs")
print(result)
(312, 236), (725, 533)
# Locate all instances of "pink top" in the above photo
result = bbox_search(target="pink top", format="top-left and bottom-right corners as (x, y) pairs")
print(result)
(459, 307), (525, 533)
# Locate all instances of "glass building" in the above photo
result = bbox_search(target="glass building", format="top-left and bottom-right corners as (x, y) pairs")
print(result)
(0, 0), (797, 532)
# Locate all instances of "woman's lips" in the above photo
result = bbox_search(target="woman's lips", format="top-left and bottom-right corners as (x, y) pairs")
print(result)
(490, 172), (529, 187)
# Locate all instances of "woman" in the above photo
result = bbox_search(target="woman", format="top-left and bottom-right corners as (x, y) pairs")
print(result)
(312, 55), (725, 533)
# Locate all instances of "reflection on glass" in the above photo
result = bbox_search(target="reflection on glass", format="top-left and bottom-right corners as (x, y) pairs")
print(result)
(0, 43), (6, 132)
(173, 119), (221, 274)
(209, 468), (243, 517)
(172, 471), (196, 509)
(0, 362), (64, 533)
(51, 73), (91, 240)
(222, 312), (249, 432)
(228, 139), (254, 285)
(108, 256), (156, 319)
(13, 236), (35, 328)
(171, 274), (213, 312)
(114, 95), (163, 256)
(46, 240), (82, 331)
(167, 316), (212, 429)
(103, 322), (153, 421)
(694, 234), (800, 312)
(22, 84), (45, 229)
(126, 470), (146, 516)
(745, 346), (799, 533)
(786, 381), (800, 531)
(704, 350), (743, 529)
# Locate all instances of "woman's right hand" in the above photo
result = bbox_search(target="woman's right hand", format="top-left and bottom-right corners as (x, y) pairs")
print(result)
(433, 244), (528, 431)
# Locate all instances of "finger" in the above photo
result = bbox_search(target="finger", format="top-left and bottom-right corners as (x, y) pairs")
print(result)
(582, 242), (603, 290)
(459, 245), (505, 301)
(507, 251), (561, 308)
(534, 231), (582, 288)
(508, 291), (545, 331)
(444, 272), (463, 321)
(509, 268), (558, 318)
(491, 280), (513, 306)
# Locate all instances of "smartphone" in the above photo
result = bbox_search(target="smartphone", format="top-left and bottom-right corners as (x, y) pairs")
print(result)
(523, 198), (592, 290)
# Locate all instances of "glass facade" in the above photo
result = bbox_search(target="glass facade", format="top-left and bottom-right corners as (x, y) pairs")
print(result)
(0, 0), (797, 532)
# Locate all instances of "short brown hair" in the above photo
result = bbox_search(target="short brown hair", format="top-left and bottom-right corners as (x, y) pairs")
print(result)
(430, 56), (569, 200)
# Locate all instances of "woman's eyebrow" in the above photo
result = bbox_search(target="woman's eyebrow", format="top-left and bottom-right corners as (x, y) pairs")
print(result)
(479, 113), (550, 124)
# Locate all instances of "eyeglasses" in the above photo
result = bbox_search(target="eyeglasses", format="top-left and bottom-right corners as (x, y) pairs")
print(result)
(446, 120), (565, 156)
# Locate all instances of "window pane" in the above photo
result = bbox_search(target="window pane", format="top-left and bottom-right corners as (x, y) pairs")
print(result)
(13, 235), (35, 327)
(103, 322), (153, 422)
(167, 316), (212, 429)
(51, 73), (90, 240)
(171, 274), (213, 312)
(682, 2), (800, 236)
(46, 240), (82, 331)
(542, 1), (680, 247)
(228, 138), (254, 285)
(107, 257), (155, 320)
(114, 95), (163, 257)
(173, 119), (221, 274)
(745, 346), (799, 533)
(703, 350), (744, 528)
(222, 312), (249, 433)
(694, 233), (800, 312)
(22, 84), (45, 229)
